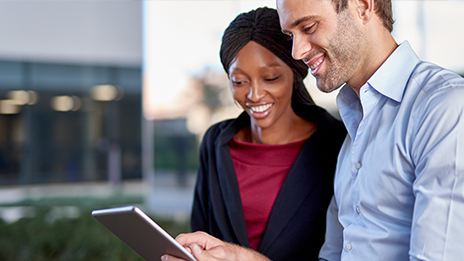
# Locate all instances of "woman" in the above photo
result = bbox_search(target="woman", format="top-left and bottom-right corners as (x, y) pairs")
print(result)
(189, 7), (346, 261)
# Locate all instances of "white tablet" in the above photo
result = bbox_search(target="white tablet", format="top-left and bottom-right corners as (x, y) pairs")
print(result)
(92, 206), (197, 261)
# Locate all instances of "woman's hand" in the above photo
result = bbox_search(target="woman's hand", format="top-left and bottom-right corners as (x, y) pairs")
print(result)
(161, 231), (271, 261)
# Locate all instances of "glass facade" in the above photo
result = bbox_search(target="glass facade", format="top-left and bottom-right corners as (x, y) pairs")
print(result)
(0, 60), (142, 185)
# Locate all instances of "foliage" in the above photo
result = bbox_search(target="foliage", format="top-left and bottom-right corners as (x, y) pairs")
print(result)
(153, 120), (200, 173)
(0, 198), (190, 261)
(194, 67), (230, 112)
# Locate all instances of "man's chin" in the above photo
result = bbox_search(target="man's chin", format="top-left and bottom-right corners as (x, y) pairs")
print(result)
(316, 82), (340, 94)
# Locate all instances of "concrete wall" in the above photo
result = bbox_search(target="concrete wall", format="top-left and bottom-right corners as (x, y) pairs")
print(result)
(0, 1), (142, 67)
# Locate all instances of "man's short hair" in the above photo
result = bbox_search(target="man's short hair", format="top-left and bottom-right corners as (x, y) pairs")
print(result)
(331, 0), (394, 32)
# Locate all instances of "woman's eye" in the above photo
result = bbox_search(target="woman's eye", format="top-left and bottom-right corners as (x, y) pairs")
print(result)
(265, 76), (279, 82)
(232, 80), (243, 85)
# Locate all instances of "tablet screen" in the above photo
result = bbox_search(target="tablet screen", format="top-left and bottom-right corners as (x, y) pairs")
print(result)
(92, 206), (197, 261)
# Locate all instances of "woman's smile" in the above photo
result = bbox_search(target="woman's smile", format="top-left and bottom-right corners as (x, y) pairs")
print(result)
(247, 103), (274, 118)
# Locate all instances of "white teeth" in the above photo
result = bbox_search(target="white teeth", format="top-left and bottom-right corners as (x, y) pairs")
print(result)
(250, 103), (273, 113)
(310, 58), (324, 70)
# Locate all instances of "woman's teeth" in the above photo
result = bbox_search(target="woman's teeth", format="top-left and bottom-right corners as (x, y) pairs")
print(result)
(250, 103), (273, 113)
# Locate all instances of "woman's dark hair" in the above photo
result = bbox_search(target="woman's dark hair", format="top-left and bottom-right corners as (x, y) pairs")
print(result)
(219, 7), (315, 116)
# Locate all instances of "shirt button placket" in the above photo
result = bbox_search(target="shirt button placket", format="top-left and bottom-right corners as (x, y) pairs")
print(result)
(355, 163), (362, 216)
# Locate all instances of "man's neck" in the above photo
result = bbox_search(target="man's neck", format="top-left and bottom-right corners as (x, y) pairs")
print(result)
(348, 32), (399, 97)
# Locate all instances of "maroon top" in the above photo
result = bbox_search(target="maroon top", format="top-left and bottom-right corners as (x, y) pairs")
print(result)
(228, 137), (306, 250)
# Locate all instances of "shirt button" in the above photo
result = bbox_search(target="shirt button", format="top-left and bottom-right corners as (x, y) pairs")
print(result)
(356, 207), (361, 213)
(346, 243), (352, 250)
(355, 163), (361, 169)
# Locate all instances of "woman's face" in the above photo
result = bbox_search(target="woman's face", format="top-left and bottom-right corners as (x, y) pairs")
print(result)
(228, 41), (295, 130)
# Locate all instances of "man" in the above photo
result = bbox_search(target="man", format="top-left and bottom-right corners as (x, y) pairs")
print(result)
(163, 0), (464, 260)
(279, 0), (464, 260)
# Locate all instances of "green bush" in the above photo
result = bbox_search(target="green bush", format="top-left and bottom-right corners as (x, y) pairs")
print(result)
(0, 199), (190, 261)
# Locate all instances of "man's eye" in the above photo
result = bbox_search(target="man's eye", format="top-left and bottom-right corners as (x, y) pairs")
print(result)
(303, 24), (316, 34)
(232, 80), (243, 85)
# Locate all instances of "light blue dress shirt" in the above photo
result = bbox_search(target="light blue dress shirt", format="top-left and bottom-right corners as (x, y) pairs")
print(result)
(319, 41), (464, 261)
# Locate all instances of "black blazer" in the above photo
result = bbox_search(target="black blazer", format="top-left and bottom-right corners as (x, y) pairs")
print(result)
(191, 105), (346, 261)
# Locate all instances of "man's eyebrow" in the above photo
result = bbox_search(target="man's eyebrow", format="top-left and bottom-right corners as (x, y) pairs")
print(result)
(291, 15), (317, 28)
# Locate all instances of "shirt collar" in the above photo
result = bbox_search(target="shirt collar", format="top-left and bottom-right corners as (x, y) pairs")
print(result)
(337, 84), (361, 140)
(368, 40), (420, 102)
(336, 41), (420, 140)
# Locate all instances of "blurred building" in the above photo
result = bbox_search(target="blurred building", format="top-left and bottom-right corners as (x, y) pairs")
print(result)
(0, 1), (142, 186)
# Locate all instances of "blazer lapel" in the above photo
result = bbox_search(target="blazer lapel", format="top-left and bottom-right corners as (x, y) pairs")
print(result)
(258, 129), (326, 253)
(214, 113), (250, 247)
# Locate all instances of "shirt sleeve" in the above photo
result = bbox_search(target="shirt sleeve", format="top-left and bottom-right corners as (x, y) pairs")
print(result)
(410, 85), (464, 260)
(318, 196), (343, 261)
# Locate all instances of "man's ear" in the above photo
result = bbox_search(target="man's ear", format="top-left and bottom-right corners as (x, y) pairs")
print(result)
(352, 0), (375, 24)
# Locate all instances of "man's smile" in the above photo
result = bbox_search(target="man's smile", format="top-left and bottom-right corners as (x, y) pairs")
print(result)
(305, 54), (325, 74)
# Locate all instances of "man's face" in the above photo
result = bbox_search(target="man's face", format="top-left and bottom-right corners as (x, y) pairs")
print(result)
(277, 0), (366, 93)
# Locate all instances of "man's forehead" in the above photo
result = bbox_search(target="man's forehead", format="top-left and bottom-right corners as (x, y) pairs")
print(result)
(277, 0), (314, 25)
(276, 0), (302, 19)
(277, 0), (334, 12)
(276, 0), (295, 12)
(277, 0), (335, 25)
(275, 0), (285, 10)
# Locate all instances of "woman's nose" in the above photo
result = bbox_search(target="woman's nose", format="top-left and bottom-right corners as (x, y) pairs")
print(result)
(247, 82), (266, 102)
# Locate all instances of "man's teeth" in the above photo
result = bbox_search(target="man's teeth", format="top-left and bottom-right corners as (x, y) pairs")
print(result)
(250, 104), (273, 113)
(310, 58), (323, 70)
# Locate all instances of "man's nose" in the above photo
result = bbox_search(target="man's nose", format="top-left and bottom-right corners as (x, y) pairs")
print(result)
(292, 35), (312, 61)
